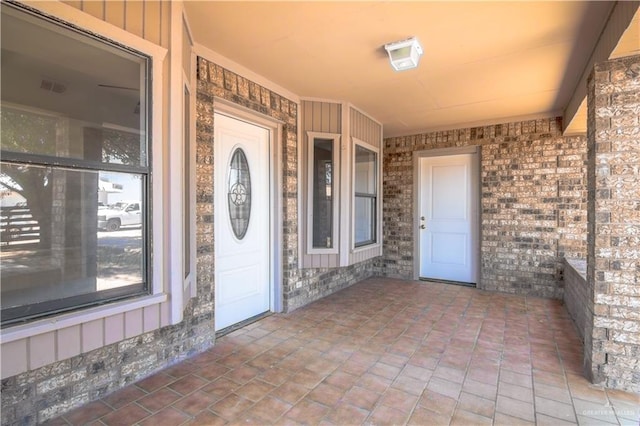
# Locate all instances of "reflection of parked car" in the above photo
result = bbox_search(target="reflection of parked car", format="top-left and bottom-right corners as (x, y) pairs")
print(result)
(97, 201), (141, 231)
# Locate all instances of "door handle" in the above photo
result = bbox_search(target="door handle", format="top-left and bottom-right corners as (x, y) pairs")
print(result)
(420, 224), (426, 230)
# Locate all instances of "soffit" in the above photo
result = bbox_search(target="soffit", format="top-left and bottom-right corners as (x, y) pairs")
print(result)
(185, 1), (615, 137)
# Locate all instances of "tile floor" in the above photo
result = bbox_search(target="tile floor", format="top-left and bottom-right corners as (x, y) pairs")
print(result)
(49, 277), (639, 425)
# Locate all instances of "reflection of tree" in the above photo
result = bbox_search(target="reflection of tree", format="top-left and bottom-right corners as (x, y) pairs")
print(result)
(1, 108), (142, 250)
(1, 109), (56, 248)
(102, 129), (141, 165)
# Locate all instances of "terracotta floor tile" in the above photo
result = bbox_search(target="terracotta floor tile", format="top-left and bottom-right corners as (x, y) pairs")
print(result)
(462, 378), (497, 400)
(418, 389), (457, 416)
(378, 388), (418, 413)
(289, 368), (325, 389)
(247, 395), (292, 423)
(136, 373), (177, 393)
(407, 406), (452, 426)
(367, 404), (410, 425)
(138, 407), (190, 426)
(234, 379), (275, 403)
(223, 365), (260, 386)
(100, 403), (151, 426)
(270, 382), (311, 405)
(172, 390), (217, 416)
(401, 364), (434, 382)
(101, 385), (147, 409)
(499, 369), (533, 389)
(63, 400), (113, 425)
(493, 411), (535, 426)
(498, 381), (534, 403)
(193, 363), (231, 382)
(200, 377), (240, 399)
(307, 383), (345, 407)
(283, 399), (328, 424)
(369, 361), (402, 380)
(535, 396), (577, 423)
(167, 374), (208, 396)
(164, 362), (200, 379)
(355, 372), (392, 394)
(342, 385), (381, 411)
(185, 409), (227, 426)
(450, 408), (493, 425)
(323, 370), (359, 391)
(137, 388), (182, 412)
(427, 376), (462, 400)
(324, 402), (370, 425)
(457, 391), (495, 418)
(571, 397), (619, 424)
(495, 395), (535, 422)
(536, 412), (578, 425)
(208, 394), (254, 421)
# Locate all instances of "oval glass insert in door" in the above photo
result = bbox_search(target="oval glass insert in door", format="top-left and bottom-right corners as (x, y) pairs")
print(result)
(227, 148), (251, 239)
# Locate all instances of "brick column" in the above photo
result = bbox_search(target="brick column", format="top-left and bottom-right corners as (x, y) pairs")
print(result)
(586, 54), (640, 392)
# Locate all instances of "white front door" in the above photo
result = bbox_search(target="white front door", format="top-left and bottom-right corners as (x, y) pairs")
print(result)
(419, 154), (477, 283)
(214, 113), (270, 331)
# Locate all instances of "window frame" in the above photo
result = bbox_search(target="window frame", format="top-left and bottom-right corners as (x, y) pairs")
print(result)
(352, 138), (380, 251)
(306, 131), (341, 255)
(0, 0), (167, 336)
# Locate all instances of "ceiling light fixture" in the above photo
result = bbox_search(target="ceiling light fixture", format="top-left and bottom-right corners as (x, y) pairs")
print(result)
(384, 37), (423, 71)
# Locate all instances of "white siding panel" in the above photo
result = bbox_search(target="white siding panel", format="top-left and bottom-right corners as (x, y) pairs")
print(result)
(82, 0), (105, 20)
(104, 0), (126, 29)
(125, 309), (144, 338)
(61, 1), (82, 11)
(81, 319), (104, 353)
(1, 340), (28, 379)
(143, 303), (160, 332)
(57, 325), (81, 361)
(124, 0), (144, 39)
(160, 301), (171, 327)
(29, 332), (56, 370)
(104, 314), (124, 346)
(143, 1), (162, 45)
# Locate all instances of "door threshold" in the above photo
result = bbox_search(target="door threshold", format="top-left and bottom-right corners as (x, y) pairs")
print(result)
(419, 277), (476, 288)
(215, 311), (272, 338)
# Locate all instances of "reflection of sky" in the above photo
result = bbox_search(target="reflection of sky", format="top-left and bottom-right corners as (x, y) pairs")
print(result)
(100, 171), (142, 204)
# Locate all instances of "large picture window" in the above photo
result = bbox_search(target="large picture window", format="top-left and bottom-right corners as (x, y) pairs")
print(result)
(0, 3), (151, 325)
(354, 144), (377, 247)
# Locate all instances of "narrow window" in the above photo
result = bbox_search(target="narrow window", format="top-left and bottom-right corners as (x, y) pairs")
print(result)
(311, 138), (335, 249)
(354, 144), (377, 247)
(0, 3), (151, 325)
(183, 87), (191, 278)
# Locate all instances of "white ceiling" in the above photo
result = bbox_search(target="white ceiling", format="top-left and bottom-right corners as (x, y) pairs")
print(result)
(184, 1), (626, 137)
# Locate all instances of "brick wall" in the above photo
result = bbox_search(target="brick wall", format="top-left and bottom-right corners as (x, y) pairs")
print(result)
(563, 258), (589, 343)
(382, 118), (588, 298)
(586, 54), (640, 393)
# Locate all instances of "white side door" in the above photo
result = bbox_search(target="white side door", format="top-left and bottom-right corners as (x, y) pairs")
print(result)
(419, 154), (477, 283)
(214, 113), (270, 331)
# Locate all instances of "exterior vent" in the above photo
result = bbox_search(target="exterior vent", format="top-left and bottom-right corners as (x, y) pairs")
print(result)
(40, 79), (66, 93)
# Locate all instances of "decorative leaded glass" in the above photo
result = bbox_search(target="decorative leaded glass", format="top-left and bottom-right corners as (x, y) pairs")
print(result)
(228, 148), (251, 239)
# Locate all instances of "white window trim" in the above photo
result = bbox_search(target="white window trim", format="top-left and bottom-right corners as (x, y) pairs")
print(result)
(1, 1), (168, 341)
(351, 137), (381, 253)
(306, 131), (341, 255)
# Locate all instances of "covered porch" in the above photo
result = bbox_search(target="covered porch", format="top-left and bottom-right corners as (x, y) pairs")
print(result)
(49, 277), (639, 425)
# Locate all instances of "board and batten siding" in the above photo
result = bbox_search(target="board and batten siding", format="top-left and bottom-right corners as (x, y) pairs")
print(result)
(62, 0), (171, 48)
(1, 1), (172, 380)
(300, 100), (341, 268)
(349, 106), (383, 264)
(350, 106), (382, 150)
